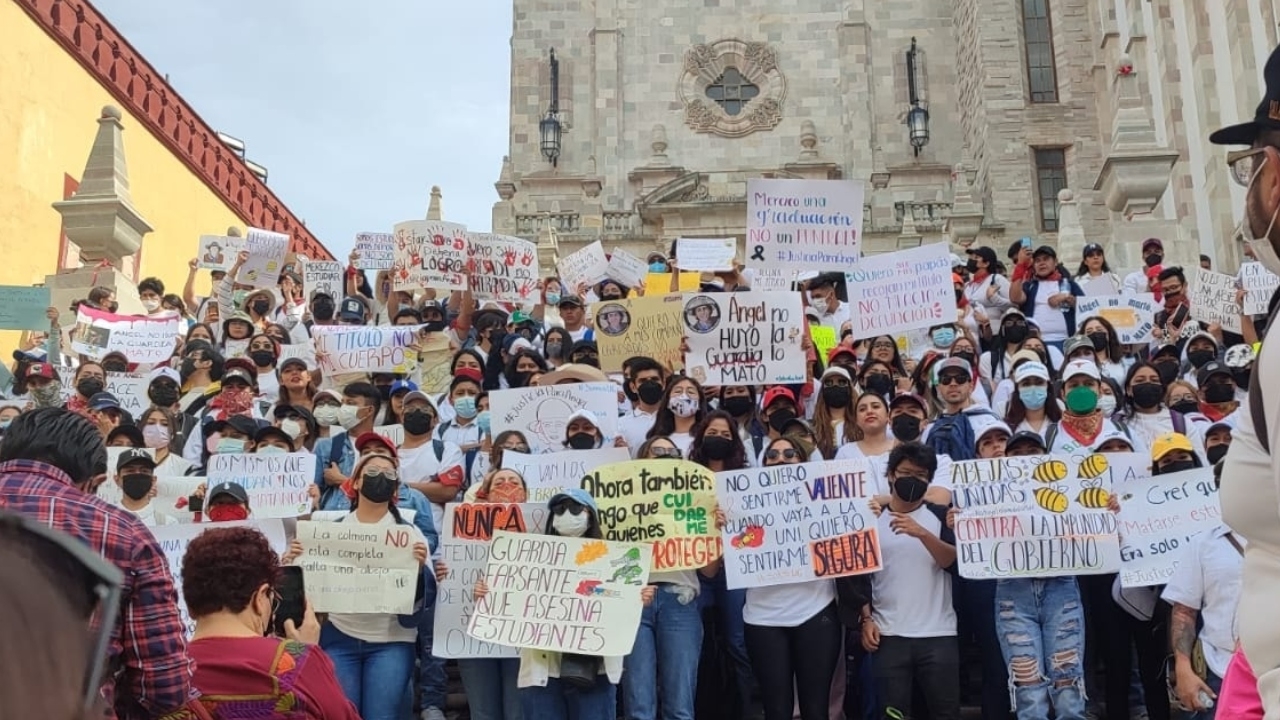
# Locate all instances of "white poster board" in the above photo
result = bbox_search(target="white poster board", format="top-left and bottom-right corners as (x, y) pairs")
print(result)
(293, 519), (421, 614)
(1189, 269), (1242, 334)
(1241, 262), (1280, 315)
(489, 382), (620, 454)
(1076, 294), (1159, 345)
(71, 306), (179, 364)
(844, 243), (957, 337)
(205, 453), (316, 518)
(467, 233), (540, 303)
(354, 232), (396, 270)
(238, 227), (290, 289)
(746, 178), (864, 276)
(312, 324), (422, 375)
(301, 259), (344, 300)
(197, 235), (245, 271)
(557, 240), (610, 291)
(681, 291), (805, 386)
(676, 237), (737, 272)
(392, 220), (469, 292)
(501, 447), (631, 502)
(1115, 467), (1221, 587)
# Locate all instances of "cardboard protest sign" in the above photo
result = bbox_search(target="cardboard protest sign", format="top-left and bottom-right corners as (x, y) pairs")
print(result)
(293, 519), (421, 614)
(467, 530), (651, 655)
(278, 340), (317, 370)
(586, 460), (722, 572)
(605, 248), (647, 289)
(105, 372), (149, 415)
(197, 235), (245, 271)
(150, 476), (207, 522)
(1241, 262), (1280, 315)
(0, 286), (50, 330)
(557, 240), (609, 290)
(1189, 269), (1242, 334)
(645, 272), (700, 293)
(467, 233), (539, 303)
(489, 382), (620, 454)
(950, 454), (1123, 579)
(301, 259), (344, 300)
(1115, 467), (1221, 587)
(676, 238), (736, 272)
(354, 232), (396, 270)
(222, 338), (249, 360)
(71, 306), (179, 364)
(682, 291), (805, 386)
(237, 227), (290, 289)
(596, 294), (684, 373)
(502, 447), (631, 503)
(1076, 295), (1158, 344)
(392, 220), (469, 292)
(153, 519), (287, 636)
(413, 331), (453, 394)
(845, 243), (956, 337)
(717, 460), (880, 589)
(312, 324), (423, 375)
(205, 453), (316, 518)
(746, 178), (864, 276)
(433, 502), (549, 659)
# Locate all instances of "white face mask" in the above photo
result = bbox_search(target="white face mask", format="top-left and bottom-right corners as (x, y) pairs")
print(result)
(1242, 154), (1280, 275)
(142, 424), (170, 449)
(1097, 394), (1117, 415)
(337, 404), (363, 430)
(141, 298), (161, 312)
(280, 419), (304, 439)
(552, 511), (590, 537)
(809, 296), (828, 315)
(312, 405), (340, 427)
(668, 395), (699, 418)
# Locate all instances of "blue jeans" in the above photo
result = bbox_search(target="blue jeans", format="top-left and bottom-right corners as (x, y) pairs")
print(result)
(623, 586), (704, 720)
(320, 623), (417, 720)
(459, 657), (522, 720)
(697, 572), (754, 710)
(417, 604), (447, 711)
(520, 674), (617, 720)
(995, 577), (1087, 720)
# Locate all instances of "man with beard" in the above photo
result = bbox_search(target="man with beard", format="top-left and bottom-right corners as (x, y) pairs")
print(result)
(1211, 42), (1280, 718)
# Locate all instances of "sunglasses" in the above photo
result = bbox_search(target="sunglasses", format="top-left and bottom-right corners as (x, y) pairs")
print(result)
(502, 444), (530, 453)
(765, 448), (800, 461)
(552, 501), (586, 516)
(649, 447), (683, 459)
(937, 373), (969, 386)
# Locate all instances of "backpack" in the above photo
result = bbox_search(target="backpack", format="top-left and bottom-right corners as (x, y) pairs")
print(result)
(926, 410), (996, 462)
(435, 424), (478, 481)
(317, 434), (350, 509)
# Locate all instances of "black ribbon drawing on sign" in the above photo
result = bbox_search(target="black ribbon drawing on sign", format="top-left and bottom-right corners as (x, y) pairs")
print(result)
(750, 246), (764, 261)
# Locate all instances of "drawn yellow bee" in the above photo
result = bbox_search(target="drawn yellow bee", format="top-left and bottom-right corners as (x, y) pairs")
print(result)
(1077, 454), (1110, 480)
(1075, 478), (1111, 509)
(1032, 459), (1069, 484)
(1034, 486), (1069, 513)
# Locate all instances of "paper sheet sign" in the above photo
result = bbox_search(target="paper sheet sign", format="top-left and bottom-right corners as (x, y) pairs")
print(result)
(746, 178), (864, 276)
(717, 460), (881, 589)
(71, 306), (179, 364)
(1189, 269), (1242, 334)
(467, 531), (651, 655)
(205, 452), (317, 518)
(1076, 295), (1158, 344)
(312, 324), (424, 375)
(1241, 262), (1280, 315)
(682, 291), (806, 386)
(605, 248), (647, 289)
(596, 293), (685, 373)
(301, 259), (344, 300)
(676, 237), (737, 272)
(354, 232), (396, 270)
(105, 371), (149, 414)
(393, 220), (469, 292)
(0, 286), (51, 331)
(1114, 467), (1220, 587)
(502, 447), (631, 503)
(293, 519), (422, 614)
(197, 235), (246, 271)
(467, 233), (539, 303)
(557, 240), (609, 291)
(238, 227), (290, 289)
(489, 382), (620, 454)
(845, 243), (957, 337)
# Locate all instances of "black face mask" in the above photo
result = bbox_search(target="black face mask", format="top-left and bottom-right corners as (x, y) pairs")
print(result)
(1130, 383), (1164, 410)
(1144, 253), (1163, 268)
(892, 475), (930, 503)
(1154, 361), (1180, 385)
(359, 472), (397, 504)
(120, 473), (153, 501)
(1206, 444), (1230, 465)
(602, 293), (622, 301)
(1187, 349), (1215, 368)
(251, 299), (271, 316)
(568, 432), (597, 450)
(701, 436), (733, 461)
(952, 351), (977, 367)
(403, 410), (434, 436)
(721, 395), (754, 417)
(76, 378), (104, 398)
(965, 259), (978, 273)
(249, 350), (275, 368)
(377, 385), (392, 402)
(891, 415), (922, 442)
(621, 380), (639, 403)
(767, 408), (797, 434)
(312, 299), (336, 322)
(1003, 325), (1028, 344)
(637, 380), (665, 406)
(102, 361), (128, 373)
(1204, 382), (1236, 404)
(148, 383), (180, 408)
(1171, 399), (1200, 415)
(1234, 368), (1253, 389)
(509, 371), (532, 388)
(863, 374), (894, 397)
(822, 385), (852, 409)
(1160, 459), (1197, 475)
(1087, 332), (1108, 351)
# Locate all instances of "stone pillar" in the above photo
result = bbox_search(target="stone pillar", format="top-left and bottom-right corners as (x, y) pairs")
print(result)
(427, 186), (444, 221)
(1054, 189), (1088, 264)
(536, 216), (560, 278)
(493, 156), (518, 235)
(946, 152), (985, 250)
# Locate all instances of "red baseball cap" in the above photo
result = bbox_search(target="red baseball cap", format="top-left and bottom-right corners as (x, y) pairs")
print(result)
(354, 431), (398, 458)
(25, 362), (55, 380)
(827, 345), (857, 364)
(454, 366), (483, 384)
(762, 386), (797, 409)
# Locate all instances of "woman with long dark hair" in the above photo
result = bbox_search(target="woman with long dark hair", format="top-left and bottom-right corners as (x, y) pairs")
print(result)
(687, 410), (748, 472)
(646, 376), (707, 455)
(1118, 362), (1206, 459)
(542, 327), (574, 368)
(1074, 243), (1123, 296)
(1003, 359), (1062, 442)
(1079, 316), (1128, 384)
(811, 368), (858, 458)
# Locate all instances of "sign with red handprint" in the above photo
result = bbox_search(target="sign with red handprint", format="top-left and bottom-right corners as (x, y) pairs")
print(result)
(392, 220), (470, 292)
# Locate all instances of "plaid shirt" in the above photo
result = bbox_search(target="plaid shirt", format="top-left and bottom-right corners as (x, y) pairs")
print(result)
(0, 460), (196, 719)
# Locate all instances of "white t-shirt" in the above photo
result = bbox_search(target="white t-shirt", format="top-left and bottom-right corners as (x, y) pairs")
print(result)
(743, 581), (836, 627)
(398, 439), (466, 531)
(1161, 526), (1244, 678)
(327, 512), (425, 645)
(1048, 417), (1126, 455)
(130, 502), (179, 527)
(256, 371), (280, 405)
(870, 503), (956, 637)
(567, 326), (592, 343)
(154, 452), (194, 478)
(1076, 272), (1122, 297)
(619, 409), (658, 457)
(1031, 281), (1070, 341)
(1125, 411), (1207, 460)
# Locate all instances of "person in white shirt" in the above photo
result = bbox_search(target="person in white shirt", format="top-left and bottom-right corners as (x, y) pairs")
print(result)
(112, 448), (178, 527)
(556, 295), (594, 343)
(805, 273), (850, 331)
(964, 246), (1014, 330)
(1008, 245), (1082, 346)
(1122, 238), (1164, 295)
(1074, 242), (1124, 296)
(398, 390), (466, 532)
(618, 358), (667, 455)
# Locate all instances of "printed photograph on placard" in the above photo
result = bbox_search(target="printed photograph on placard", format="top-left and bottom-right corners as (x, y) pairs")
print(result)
(683, 295), (721, 334)
(596, 303), (631, 337)
(202, 242), (226, 268)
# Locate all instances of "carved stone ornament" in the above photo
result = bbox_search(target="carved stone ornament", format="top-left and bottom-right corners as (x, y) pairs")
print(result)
(678, 39), (788, 138)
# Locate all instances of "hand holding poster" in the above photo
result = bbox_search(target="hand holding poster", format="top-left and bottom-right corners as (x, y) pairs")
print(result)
(1114, 467), (1221, 587)
(1241, 262), (1280, 315)
(596, 294), (684, 373)
(746, 178), (864, 276)
(605, 248), (647, 289)
(294, 519), (422, 614)
(557, 240), (609, 291)
(467, 530), (651, 655)
(0, 286), (51, 330)
(197, 235), (245, 271)
(585, 460), (722, 571)
(206, 452), (316, 518)
(467, 233), (539, 303)
(676, 237), (737, 272)
(717, 460), (880, 589)
(950, 454), (1122, 579)
(238, 227), (290, 289)
(71, 305), (179, 364)
(489, 382), (620, 454)
(301, 259), (344, 300)
(682, 291), (805, 386)
(503, 447), (631, 502)
(845, 243), (957, 336)
(312, 324), (423, 375)
(354, 232), (396, 270)
(392, 220), (469, 292)
(1076, 295), (1158, 344)
(1189, 270), (1242, 334)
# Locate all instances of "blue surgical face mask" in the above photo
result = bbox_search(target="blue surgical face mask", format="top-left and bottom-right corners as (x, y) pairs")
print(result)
(215, 438), (246, 454)
(454, 396), (478, 420)
(1019, 386), (1048, 410)
(932, 327), (956, 347)
(476, 410), (491, 436)
(257, 445), (287, 454)
(649, 262), (667, 273)
(546, 291), (562, 306)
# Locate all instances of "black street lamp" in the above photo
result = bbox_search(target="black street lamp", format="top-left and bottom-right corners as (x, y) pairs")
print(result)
(539, 48), (562, 166)
(905, 37), (930, 156)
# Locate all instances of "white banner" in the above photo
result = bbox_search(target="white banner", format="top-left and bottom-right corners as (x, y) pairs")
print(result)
(1076, 294), (1159, 344)
(294, 519), (421, 614)
(312, 324), (422, 375)
(681, 291), (805, 386)
(205, 453), (316, 518)
(392, 220), (469, 292)
(746, 178), (864, 276)
(844, 243), (957, 337)
(71, 306), (179, 364)
(501, 447), (631, 503)
(489, 382), (620, 454)
(1115, 467), (1221, 587)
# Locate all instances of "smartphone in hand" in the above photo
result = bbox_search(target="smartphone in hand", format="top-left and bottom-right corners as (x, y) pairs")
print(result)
(272, 566), (307, 637)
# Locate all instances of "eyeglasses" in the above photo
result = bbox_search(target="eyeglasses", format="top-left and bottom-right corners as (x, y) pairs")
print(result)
(502, 444), (530, 453)
(872, 341), (895, 350)
(765, 448), (800, 461)
(649, 447), (683, 459)
(1228, 147), (1267, 187)
(937, 373), (969, 386)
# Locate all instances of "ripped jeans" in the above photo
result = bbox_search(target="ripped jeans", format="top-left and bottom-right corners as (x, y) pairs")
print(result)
(995, 576), (1087, 720)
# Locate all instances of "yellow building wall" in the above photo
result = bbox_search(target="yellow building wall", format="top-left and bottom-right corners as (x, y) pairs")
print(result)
(0, 0), (240, 317)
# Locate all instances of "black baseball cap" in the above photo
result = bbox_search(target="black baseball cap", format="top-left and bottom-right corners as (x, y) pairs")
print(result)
(1006, 431), (1048, 454)
(115, 448), (157, 473)
(1197, 360), (1232, 387)
(1210, 44), (1280, 145)
(207, 481), (249, 505)
(1032, 245), (1057, 259)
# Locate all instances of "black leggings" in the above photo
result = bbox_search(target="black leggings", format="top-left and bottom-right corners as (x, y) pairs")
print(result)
(745, 602), (842, 720)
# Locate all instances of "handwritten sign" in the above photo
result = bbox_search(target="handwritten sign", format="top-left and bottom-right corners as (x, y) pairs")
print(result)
(557, 240), (609, 290)
(810, 325), (837, 362)
(467, 233), (539, 303)
(1076, 294), (1158, 344)
(676, 237), (737, 272)
(845, 243), (956, 336)
(1241, 262), (1280, 315)
(489, 382), (620, 454)
(312, 324), (422, 375)
(153, 520), (287, 636)
(717, 460), (880, 589)
(105, 371), (149, 414)
(433, 503), (548, 658)
(205, 453), (316, 518)
(278, 340), (317, 370)
(951, 454), (1122, 579)
(393, 220), (469, 292)
(586, 460), (722, 571)
(597, 294), (684, 373)
(0, 286), (50, 330)
(197, 235), (245, 271)
(294, 519), (421, 614)
(237, 227), (290, 289)
(150, 476), (206, 521)
(1115, 467), (1220, 587)
(301, 259), (344, 300)
(682, 291), (805, 386)
(468, 530), (650, 655)
(502, 447), (631, 502)
(605, 248), (648, 290)
(373, 424), (405, 447)
(746, 178), (864, 276)
(1189, 269), (1242, 334)
(71, 305), (179, 364)
(354, 232), (396, 270)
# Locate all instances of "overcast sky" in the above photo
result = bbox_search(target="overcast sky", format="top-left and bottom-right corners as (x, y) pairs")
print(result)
(94, 1), (512, 261)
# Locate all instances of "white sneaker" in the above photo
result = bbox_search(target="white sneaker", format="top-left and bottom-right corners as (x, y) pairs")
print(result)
(420, 707), (446, 720)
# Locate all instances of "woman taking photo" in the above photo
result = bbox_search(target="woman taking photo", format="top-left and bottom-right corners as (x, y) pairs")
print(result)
(811, 367), (858, 458)
(646, 376), (707, 455)
(184, 526), (359, 719)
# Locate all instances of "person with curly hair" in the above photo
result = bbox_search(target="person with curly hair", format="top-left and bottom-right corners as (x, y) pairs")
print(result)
(183, 526), (358, 719)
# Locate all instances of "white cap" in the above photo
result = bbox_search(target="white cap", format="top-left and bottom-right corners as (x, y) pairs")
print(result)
(146, 366), (181, 386)
(1013, 361), (1050, 384)
(1063, 359), (1101, 381)
(821, 366), (851, 383)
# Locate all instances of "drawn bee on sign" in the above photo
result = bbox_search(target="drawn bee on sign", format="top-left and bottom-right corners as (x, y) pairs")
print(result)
(1077, 454), (1109, 480)
(1076, 479), (1111, 509)
(1032, 459), (1069, 483)
(1034, 486), (1069, 513)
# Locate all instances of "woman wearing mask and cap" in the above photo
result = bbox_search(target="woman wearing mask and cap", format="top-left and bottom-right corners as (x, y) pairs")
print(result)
(1002, 360), (1061, 444)
(562, 409), (610, 451)
(1049, 360), (1131, 454)
(310, 389), (344, 440)
(245, 333), (281, 404)
(811, 367), (859, 458)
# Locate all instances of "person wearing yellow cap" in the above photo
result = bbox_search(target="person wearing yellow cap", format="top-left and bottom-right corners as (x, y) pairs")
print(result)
(1151, 432), (1203, 476)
